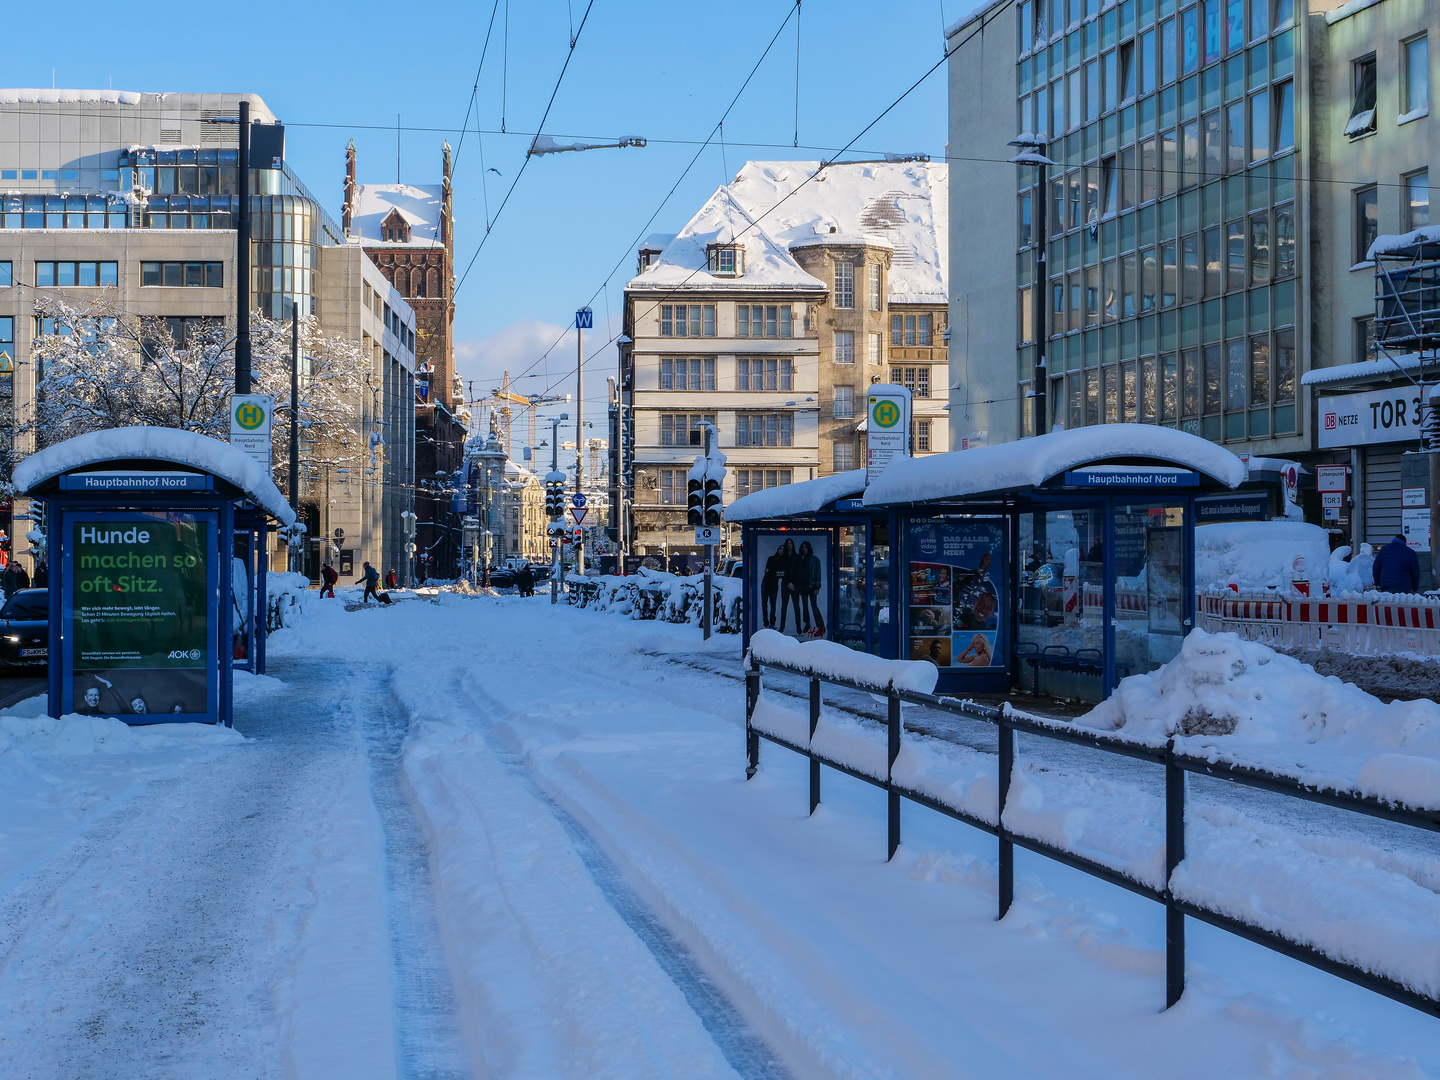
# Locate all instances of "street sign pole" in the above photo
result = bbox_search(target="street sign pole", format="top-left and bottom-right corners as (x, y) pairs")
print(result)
(702, 427), (713, 641)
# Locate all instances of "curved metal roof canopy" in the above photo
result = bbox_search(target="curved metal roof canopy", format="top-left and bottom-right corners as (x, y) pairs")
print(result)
(13, 426), (296, 525)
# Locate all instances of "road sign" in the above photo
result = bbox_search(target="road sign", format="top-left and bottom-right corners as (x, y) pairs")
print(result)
(571, 492), (587, 508)
(570, 507), (588, 525)
(229, 394), (273, 471)
(695, 526), (720, 545)
(1316, 465), (1349, 493)
(575, 307), (593, 329)
(865, 383), (912, 485)
(1322, 493), (1343, 509)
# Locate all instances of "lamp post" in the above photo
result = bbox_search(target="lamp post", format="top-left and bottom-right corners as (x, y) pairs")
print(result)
(1009, 134), (1056, 437)
(574, 308), (592, 576)
(549, 412), (569, 604)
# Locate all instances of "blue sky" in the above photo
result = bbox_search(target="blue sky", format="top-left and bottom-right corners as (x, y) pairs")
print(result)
(12, 0), (977, 422)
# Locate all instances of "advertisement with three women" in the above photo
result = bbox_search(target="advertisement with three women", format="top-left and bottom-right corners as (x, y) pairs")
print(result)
(753, 532), (828, 639)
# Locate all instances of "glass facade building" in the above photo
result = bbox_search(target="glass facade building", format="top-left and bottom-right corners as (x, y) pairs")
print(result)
(1014, 0), (1299, 443)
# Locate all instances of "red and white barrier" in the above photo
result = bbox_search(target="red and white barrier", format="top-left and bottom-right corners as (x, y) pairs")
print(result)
(1196, 588), (1440, 656)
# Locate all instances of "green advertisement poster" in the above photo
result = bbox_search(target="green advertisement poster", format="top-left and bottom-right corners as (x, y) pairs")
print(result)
(70, 513), (212, 717)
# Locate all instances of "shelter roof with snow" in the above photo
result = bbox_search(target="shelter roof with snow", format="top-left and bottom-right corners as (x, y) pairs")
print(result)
(13, 427), (295, 525)
(728, 470), (866, 522)
(350, 183), (443, 247)
(628, 160), (948, 303)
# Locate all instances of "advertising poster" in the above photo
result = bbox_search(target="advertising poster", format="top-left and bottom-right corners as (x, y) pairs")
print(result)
(751, 531), (829, 639)
(907, 521), (1006, 670)
(1146, 527), (1185, 634)
(68, 512), (214, 718)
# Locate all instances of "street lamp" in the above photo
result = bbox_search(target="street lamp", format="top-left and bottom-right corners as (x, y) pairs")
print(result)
(1009, 133), (1057, 437)
(548, 412), (569, 603)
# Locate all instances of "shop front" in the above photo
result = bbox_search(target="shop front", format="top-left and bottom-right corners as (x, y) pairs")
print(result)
(731, 425), (1247, 701)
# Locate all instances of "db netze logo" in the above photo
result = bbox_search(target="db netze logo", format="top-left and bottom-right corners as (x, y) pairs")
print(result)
(168, 648), (202, 660)
(1324, 412), (1337, 430)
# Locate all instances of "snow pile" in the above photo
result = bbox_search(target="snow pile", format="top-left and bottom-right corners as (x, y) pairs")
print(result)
(1195, 520), (1333, 590)
(749, 628), (938, 694)
(1081, 630), (1440, 807)
(1328, 544), (1377, 592)
(864, 424), (1245, 506)
(572, 569), (743, 631)
(266, 571), (313, 630)
(0, 711), (244, 755)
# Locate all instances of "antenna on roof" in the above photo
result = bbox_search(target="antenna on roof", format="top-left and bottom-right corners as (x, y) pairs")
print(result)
(396, 114), (401, 183)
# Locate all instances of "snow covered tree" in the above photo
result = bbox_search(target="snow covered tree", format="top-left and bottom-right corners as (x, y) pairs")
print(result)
(21, 295), (369, 482)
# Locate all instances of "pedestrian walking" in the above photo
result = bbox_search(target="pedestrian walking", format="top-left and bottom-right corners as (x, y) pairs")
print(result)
(320, 562), (338, 598)
(361, 561), (381, 604)
(1372, 534), (1420, 593)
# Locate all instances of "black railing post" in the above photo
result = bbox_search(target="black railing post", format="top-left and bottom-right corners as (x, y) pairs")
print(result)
(1165, 738), (1186, 1008)
(998, 714), (1015, 918)
(809, 676), (821, 815)
(745, 655), (761, 780)
(887, 687), (901, 860)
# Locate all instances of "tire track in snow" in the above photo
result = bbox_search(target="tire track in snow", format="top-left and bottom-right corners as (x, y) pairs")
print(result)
(442, 675), (792, 1080)
(359, 683), (470, 1080)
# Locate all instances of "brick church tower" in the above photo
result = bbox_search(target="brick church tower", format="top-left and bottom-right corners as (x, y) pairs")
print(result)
(342, 140), (460, 410)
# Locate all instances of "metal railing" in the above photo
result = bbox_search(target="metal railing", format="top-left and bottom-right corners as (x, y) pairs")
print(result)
(743, 652), (1440, 1017)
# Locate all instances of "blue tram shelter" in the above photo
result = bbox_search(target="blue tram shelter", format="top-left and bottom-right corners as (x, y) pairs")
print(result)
(729, 424), (1252, 702)
(13, 427), (296, 726)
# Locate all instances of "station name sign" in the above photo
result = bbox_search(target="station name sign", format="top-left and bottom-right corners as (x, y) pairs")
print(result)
(1062, 469), (1199, 488)
(60, 472), (213, 492)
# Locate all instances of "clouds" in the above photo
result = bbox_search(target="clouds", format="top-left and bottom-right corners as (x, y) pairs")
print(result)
(452, 311), (624, 403)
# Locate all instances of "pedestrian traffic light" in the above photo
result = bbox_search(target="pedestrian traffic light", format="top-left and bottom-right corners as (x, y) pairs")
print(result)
(687, 475), (704, 527)
(703, 476), (723, 526)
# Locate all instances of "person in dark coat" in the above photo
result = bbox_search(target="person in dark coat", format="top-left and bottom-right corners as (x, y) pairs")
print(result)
(12, 562), (30, 591)
(516, 564), (535, 597)
(320, 562), (338, 598)
(361, 561), (381, 603)
(760, 545), (784, 628)
(30, 561), (47, 589)
(1372, 535), (1420, 593)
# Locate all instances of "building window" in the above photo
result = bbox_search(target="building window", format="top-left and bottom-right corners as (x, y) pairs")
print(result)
(890, 314), (903, 345)
(835, 331), (855, 364)
(34, 261), (119, 288)
(1276, 206), (1296, 276)
(0, 262), (10, 287)
(140, 261), (224, 287)
(736, 469), (792, 498)
(868, 263), (882, 310)
(833, 442), (855, 471)
(1355, 317), (1377, 364)
(0, 316), (12, 393)
(660, 413), (716, 447)
(1347, 56), (1377, 138)
(735, 304), (793, 338)
(890, 366), (931, 397)
(658, 468), (685, 505)
(659, 304), (715, 337)
(736, 357), (793, 390)
(912, 419), (932, 452)
(0, 193), (132, 230)
(736, 412), (794, 447)
(833, 386), (854, 419)
(659, 358), (715, 391)
(707, 245), (741, 275)
(1274, 80), (1295, 152)
(1404, 36), (1429, 118)
(868, 332), (882, 364)
(1405, 170), (1430, 230)
(1355, 186), (1379, 262)
(835, 260), (855, 309)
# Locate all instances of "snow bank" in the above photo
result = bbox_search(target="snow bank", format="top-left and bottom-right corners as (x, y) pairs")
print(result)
(727, 469), (865, 522)
(266, 570), (313, 630)
(1080, 630), (1440, 807)
(1195, 520), (1333, 590)
(0, 712), (244, 755)
(749, 628), (938, 694)
(13, 426), (295, 525)
(864, 424), (1245, 506)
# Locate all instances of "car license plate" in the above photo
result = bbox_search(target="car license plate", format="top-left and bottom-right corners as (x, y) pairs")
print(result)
(20, 648), (46, 657)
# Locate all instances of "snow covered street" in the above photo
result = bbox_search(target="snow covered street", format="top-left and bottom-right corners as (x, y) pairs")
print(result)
(1, 592), (1438, 1079)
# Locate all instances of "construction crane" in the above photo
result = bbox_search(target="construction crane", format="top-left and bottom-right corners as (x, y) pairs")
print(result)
(466, 371), (570, 459)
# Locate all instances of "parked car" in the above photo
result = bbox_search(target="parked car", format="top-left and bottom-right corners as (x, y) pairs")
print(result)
(0, 588), (48, 670)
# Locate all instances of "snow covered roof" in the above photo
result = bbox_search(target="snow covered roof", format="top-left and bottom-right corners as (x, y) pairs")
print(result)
(0, 89), (147, 105)
(1367, 225), (1440, 260)
(1301, 352), (1427, 387)
(863, 425), (1246, 506)
(727, 470), (865, 522)
(13, 427), (295, 525)
(630, 160), (948, 303)
(351, 183), (443, 247)
(1324, 0), (1385, 24)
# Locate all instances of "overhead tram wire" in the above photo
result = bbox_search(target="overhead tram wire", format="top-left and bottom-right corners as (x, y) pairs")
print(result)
(525, 0), (1019, 408)
(452, 0), (598, 298)
(449, 0), (505, 178)
(487, 0), (804, 393)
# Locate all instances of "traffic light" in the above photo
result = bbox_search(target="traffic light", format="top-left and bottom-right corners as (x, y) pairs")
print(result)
(703, 476), (723, 526)
(545, 480), (564, 518)
(687, 475), (704, 527)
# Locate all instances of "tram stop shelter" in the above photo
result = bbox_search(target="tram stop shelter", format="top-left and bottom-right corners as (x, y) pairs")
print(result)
(13, 426), (296, 726)
(730, 424), (1248, 701)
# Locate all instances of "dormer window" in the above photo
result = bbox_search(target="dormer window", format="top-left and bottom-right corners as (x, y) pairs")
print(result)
(380, 207), (411, 242)
(637, 249), (661, 273)
(707, 244), (742, 276)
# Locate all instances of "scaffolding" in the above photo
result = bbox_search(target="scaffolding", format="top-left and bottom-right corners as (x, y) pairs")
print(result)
(1374, 233), (1440, 358)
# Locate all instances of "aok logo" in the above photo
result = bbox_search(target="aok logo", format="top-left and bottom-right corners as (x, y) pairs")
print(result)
(234, 402), (266, 430)
(167, 648), (202, 660)
(871, 399), (901, 428)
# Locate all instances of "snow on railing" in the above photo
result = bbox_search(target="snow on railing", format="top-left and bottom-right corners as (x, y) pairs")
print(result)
(1196, 586), (1440, 655)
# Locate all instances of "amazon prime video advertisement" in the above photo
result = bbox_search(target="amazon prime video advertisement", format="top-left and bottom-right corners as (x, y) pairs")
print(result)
(66, 512), (216, 720)
(907, 520), (1006, 671)
(752, 531), (829, 640)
